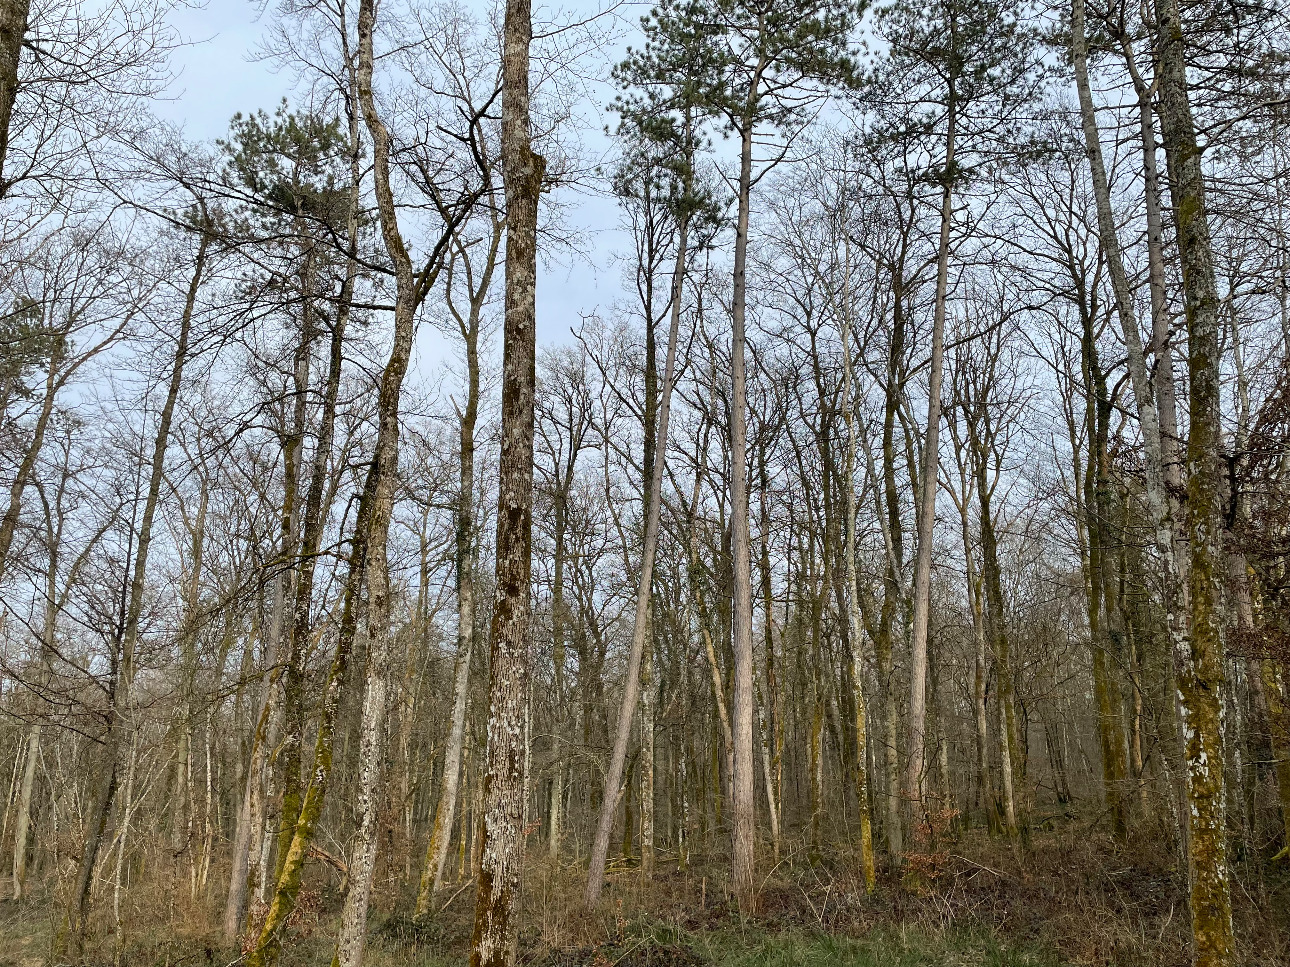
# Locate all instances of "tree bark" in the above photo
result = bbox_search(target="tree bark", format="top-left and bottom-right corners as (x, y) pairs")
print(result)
(905, 89), (955, 839)
(470, 0), (542, 957)
(727, 111), (757, 914)
(330, 1), (426, 960)
(839, 235), (877, 891)
(878, 274), (907, 861)
(757, 448), (782, 860)
(10, 723), (37, 899)
(586, 205), (688, 905)
(971, 429), (1020, 837)
(1151, 0), (1236, 958)
(0, 0), (30, 191)
(417, 225), (495, 914)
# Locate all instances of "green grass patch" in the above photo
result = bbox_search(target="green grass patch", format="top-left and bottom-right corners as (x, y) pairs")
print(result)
(517, 922), (1067, 967)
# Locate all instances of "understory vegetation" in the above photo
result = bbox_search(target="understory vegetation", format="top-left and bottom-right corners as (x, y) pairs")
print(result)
(3, 823), (1288, 966)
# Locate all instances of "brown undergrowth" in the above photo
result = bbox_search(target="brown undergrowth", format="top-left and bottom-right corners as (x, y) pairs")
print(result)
(3, 817), (1287, 965)
(498, 818), (1287, 966)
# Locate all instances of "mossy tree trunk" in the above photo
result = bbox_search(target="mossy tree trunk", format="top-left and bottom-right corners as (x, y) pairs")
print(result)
(1152, 0), (1236, 958)
(469, 0), (542, 956)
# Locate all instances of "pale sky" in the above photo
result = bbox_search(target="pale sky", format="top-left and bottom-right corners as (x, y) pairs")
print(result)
(157, 0), (635, 374)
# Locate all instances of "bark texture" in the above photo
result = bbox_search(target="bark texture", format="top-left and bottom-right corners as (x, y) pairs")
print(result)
(470, 0), (542, 957)
(728, 115), (757, 914)
(0, 0), (29, 190)
(1151, 0), (1236, 959)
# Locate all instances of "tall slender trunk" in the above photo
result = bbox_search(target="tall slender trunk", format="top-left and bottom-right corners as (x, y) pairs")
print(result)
(839, 237), (876, 891)
(809, 567), (825, 857)
(1152, 0), (1236, 958)
(173, 478), (208, 861)
(955, 475), (994, 829)
(276, 216), (351, 882)
(418, 615), (472, 907)
(229, 75), (364, 947)
(757, 449), (783, 860)
(11, 723), (38, 899)
(587, 207), (688, 905)
(640, 634), (655, 875)
(246, 463), (374, 967)
(688, 500), (735, 800)
(755, 682), (779, 858)
(12, 520), (60, 902)
(1083, 333), (1131, 841)
(67, 227), (208, 951)
(111, 733), (141, 965)
(879, 277), (907, 861)
(330, 2), (427, 960)
(728, 109), (757, 914)
(1071, 0), (1187, 632)
(417, 253), (488, 910)
(470, 0), (542, 957)
(246, 13), (423, 963)
(972, 435), (1019, 836)
(1111, 22), (1184, 496)
(1258, 658), (1290, 856)
(225, 675), (273, 943)
(273, 256), (314, 887)
(906, 88), (955, 836)
(548, 448), (571, 859)
(1072, 0), (1194, 848)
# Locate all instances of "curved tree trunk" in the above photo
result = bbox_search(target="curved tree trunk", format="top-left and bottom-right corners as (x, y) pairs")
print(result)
(330, 2), (428, 960)
(586, 212), (688, 905)
(66, 227), (208, 954)
(417, 220), (495, 912)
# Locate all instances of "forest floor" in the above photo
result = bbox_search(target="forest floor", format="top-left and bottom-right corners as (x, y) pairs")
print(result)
(2, 819), (1288, 966)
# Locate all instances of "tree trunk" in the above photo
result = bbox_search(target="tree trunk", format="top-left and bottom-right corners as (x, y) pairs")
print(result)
(111, 734), (140, 964)
(972, 436), (1019, 837)
(272, 263), (313, 889)
(470, 0), (542, 956)
(1071, 0), (1187, 638)
(548, 766), (563, 861)
(1258, 659), (1290, 856)
(11, 723), (37, 899)
(0, 0), (30, 191)
(727, 112), (757, 914)
(586, 207), (688, 905)
(330, 1), (426, 960)
(233, 65), (365, 949)
(67, 227), (208, 952)
(878, 278), (907, 862)
(839, 247), (876, 891)
(418, 619), (472, 908)
(957, 490), (994, 829)
(640, 635), (655, 876)
(757, 450), (782, 861)
(1152, 0), (1236, 958)
(905, 92), (955, 839)
(418, 326), (481, 909)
